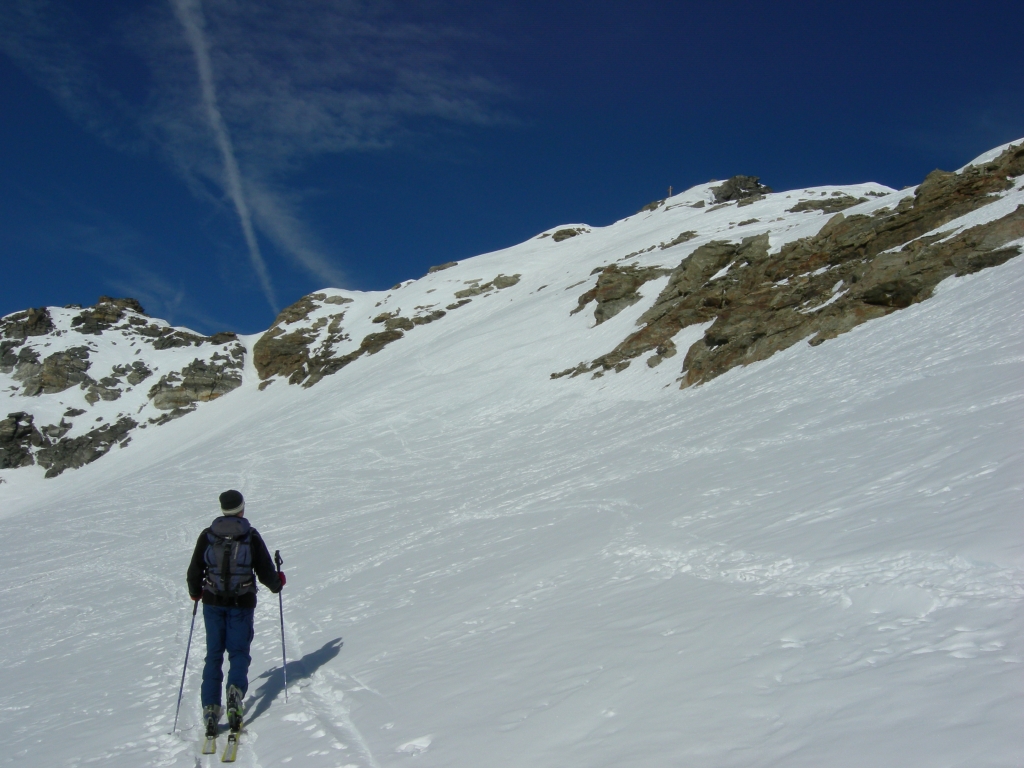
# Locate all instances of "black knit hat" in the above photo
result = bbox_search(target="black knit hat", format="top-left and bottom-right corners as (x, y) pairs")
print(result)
(219, 489), (245, 516)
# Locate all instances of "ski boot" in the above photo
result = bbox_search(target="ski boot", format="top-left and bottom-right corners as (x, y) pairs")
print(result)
(225, 686), (245, 732)
(201, 704), (222, 754)
(203, 705), (222, 738)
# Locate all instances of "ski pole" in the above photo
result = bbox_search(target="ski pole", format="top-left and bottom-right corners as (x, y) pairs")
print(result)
(275, 550), (288, 702)
(171, 599), (199, 733)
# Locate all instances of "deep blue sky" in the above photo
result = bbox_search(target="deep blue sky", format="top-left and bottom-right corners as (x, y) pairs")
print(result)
(2, 1), (1022, 335)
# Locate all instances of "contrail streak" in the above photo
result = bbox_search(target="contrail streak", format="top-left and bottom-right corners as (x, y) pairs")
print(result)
(169, 0), (278, 314)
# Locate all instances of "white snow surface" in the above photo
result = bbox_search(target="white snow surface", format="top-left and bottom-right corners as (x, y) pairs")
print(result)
(1, 144), (1023, 766)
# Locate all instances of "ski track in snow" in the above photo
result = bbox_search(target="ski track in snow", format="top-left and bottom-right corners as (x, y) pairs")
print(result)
(1, 151), (1024, 765)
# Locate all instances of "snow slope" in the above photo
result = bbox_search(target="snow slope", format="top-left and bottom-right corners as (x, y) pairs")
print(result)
(0, 147), (1022, 767)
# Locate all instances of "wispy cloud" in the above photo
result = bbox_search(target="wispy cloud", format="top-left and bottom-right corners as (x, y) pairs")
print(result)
(168, 0), (277, 313)
(0, 0), (507, 307)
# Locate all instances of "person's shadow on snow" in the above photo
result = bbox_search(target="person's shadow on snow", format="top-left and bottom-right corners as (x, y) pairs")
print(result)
(245, 637), (343, 724)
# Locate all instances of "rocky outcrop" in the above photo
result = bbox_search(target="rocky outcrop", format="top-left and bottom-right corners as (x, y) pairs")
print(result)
(1, 308), (54, 378)
(454, 274), (521, 299)
(556, 143), (1024, 387)
(637, 199), (665, 213)
(0, 410), (135, 477)
(255, 277), (520, 388)
(711, 176), (772, 204)
(787, 194), (868, 214)
(71, 297), (146, 334)
(571, 265), (672, 324)
(35, 416), (137, 478)
(253, 293), (355, 387)
(1, 307), (54, 340)
(0, 412), (44, 469)
(148, 349), (244, 411)
(660, 231), (697, 250)
(552, 228), (588, 242)
(20, 346), (93, 396)
(0, 296), (247, 477)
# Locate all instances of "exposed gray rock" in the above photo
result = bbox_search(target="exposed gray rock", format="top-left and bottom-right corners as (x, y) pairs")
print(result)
(492, 274), (521, 289)
(1, 308), (54, 376)
(114, 361), (153, 386)
(36, 416), (137, 478)
(40, 419), (72, 440)
(660, 231), (697, 250)
(0, 412), (43, 469)
(711, 176), (772, 204)
(787, 195), (867, 214)
(572, 264), (672, 324)
(1, 345), (40, 376)
(148, 352), (244, 410)
(1, 307), (54, 340)
(359, 330), (404, 355)
(413, 310), (446, 325)
(20, 346), (93, 396)
(454, 274), (521, 298)
(555, 142), (1024, 387)
(254, 294), (352, 387)
(552, 228), (587, 242)
(427, 261), (458, 274)
(372, 312), (415, 332)
(71, 297), (146, 335)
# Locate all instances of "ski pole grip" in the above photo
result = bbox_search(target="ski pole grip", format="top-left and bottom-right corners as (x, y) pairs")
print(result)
(274, 549), (283, 571)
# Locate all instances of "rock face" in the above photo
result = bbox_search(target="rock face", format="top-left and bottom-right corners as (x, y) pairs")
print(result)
(70, 297), (146, 334)
(711, 176), (773, 204)
(0, 412), (44, 469)
(453, 274), (521, 299)
(253, 292), (355, 387)
(35, 416), (137, 478)
(787, 194), (867, 214)
(0, 410), (137, 477)
(0, 296), (246, 478)
(20, 347), (92, 396)
(552, 228), (588, 242)
(571, 265), (671, 324)
(3, 142), (1022, 480)
(148, 350), (244, 411)
(556, 143), (1024, 386)
(254, 277), (520, 389)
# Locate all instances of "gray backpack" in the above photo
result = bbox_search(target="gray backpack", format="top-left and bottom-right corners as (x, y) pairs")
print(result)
(203, 516), (255, 598)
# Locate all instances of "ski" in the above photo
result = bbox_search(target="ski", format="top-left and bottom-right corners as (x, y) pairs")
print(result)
(202, 714), (219, 754)
(221, 730), (240, 762)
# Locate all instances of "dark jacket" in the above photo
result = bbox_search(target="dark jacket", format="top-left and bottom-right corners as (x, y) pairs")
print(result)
(187, 515), (282, 608)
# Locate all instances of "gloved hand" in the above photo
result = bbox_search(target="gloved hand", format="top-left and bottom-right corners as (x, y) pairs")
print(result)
(278, 572), (287, 588)
(190, 592), (202, 602)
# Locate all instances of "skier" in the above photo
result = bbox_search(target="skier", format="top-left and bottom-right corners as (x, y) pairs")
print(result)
(187, 490), (285, 742)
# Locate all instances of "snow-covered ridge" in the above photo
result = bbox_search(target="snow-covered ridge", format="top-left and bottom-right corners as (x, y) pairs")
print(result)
(0, 297), (245, 476)
(1, 140), (1022, 479)
(0, 141), (1022, 767)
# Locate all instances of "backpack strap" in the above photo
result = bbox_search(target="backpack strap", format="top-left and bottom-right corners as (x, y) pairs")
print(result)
(221, 538), (236, 597)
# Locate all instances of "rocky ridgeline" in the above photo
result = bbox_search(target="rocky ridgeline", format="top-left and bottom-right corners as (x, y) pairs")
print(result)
(2, 141), (1022, 479)
(555, 143), (1024, 386)
(0, 297), (244, 476)
(252, 275), (520, 388)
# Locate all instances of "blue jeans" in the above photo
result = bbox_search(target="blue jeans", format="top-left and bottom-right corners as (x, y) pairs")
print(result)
(201, 604), (255, 707)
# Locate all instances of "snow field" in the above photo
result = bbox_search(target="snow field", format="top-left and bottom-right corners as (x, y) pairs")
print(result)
(0, 147), (1022, 766)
